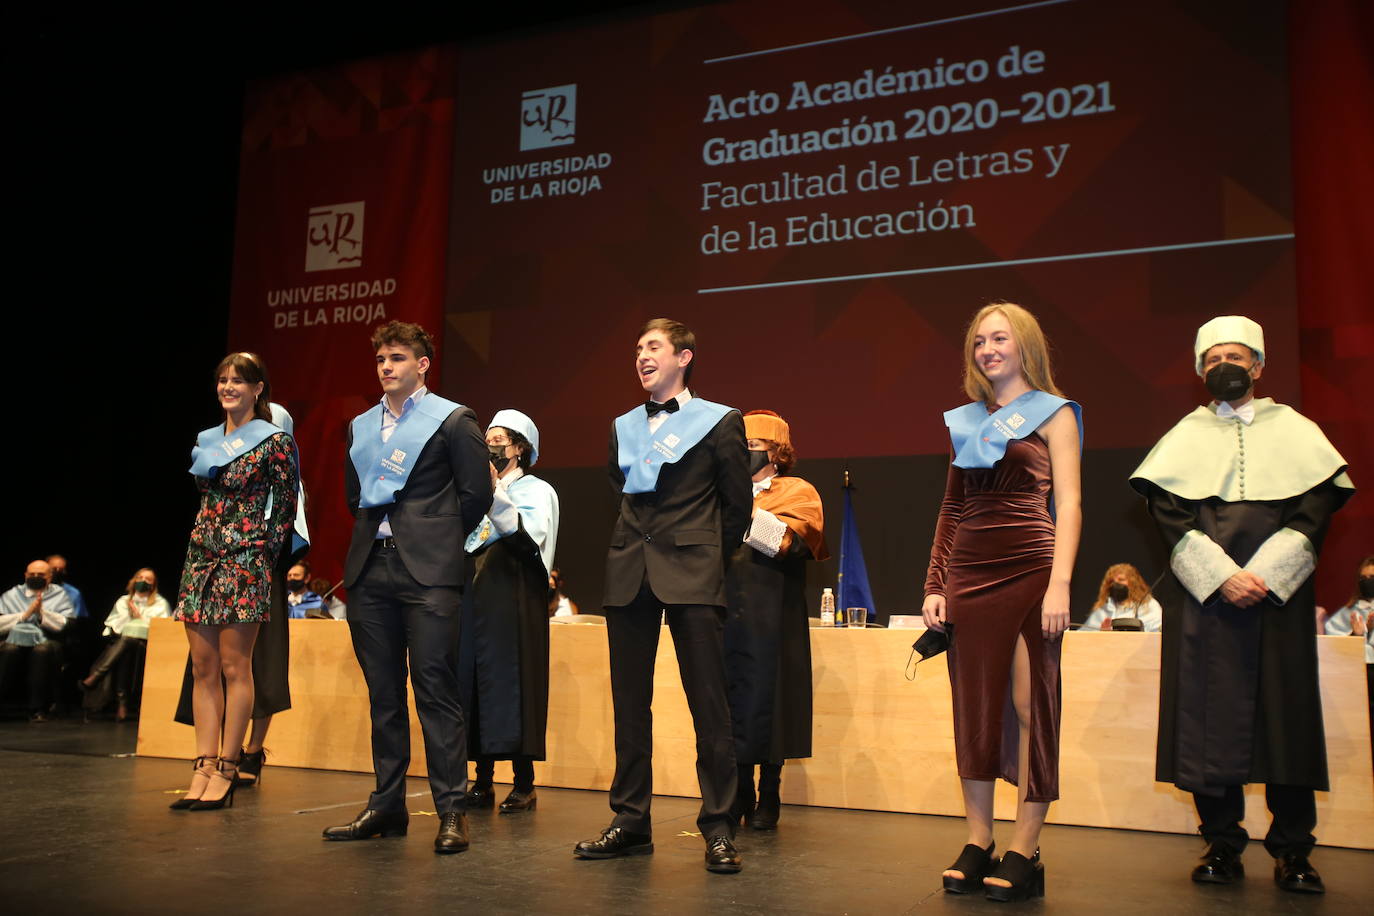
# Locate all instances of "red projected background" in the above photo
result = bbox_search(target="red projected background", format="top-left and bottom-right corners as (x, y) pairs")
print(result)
(444, 0), (1297, 465)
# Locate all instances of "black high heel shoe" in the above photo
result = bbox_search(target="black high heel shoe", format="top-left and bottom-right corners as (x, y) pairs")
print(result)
(943, 841), (997, 894)
(189, 757), (239, 811)
(984, 849), (1044, 902)
(236, 747), (267, 788)
(169, 756), (217, 810)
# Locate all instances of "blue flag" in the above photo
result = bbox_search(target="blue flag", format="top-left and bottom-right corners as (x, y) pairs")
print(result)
(838, 486), (876, 623)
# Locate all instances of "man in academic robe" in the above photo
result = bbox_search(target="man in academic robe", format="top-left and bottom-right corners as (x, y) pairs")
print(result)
(1130, 315), (1354, 894)
(460, 409), (559, 813)
(323, 321), (491, 854)
(573, 318), (752, 873)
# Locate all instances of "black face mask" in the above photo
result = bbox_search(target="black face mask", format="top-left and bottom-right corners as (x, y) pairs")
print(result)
(489, 446), (511, 474)
(1359, 576), (1374, 600)
(748, 450), (772, 475)
(1205, 362), (1253, 402)
(287, 579), (307, 592)
(25, 576), (47, 591)
(1108, 583), (1129, 603)
(50, 570), (66, 585)
(133, 580), (152, 594)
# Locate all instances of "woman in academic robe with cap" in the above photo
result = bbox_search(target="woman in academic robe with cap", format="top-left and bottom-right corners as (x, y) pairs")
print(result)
(170, 352), (297, 811)
(459, 409), (560, 813)
(724, 410), (828, 830)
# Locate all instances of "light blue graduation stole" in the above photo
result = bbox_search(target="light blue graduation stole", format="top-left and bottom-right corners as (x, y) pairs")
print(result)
(945, 390), (1082, 469)
(616, 398), (733, 494)
(350, 394), (462, 508)
(189, 419), (285, 479)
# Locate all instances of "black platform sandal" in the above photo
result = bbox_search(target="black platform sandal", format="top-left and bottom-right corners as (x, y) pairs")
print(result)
(236, 747), (267, 788)
(984, 849), (1044, 902)
(169, 756), (217, 810)
(942, 841), (997, 894)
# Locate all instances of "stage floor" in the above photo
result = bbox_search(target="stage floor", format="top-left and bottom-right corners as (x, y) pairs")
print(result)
(3, 720), (1371, 914)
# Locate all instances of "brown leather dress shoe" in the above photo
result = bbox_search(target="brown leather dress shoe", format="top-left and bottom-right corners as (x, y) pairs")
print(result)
(322, 808), (409, 841)
(435, 812), (469, 854)
(574, 825), (654, 858)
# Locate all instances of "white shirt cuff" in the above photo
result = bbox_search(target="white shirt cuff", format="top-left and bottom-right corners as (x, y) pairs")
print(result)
(1171, 530), (1242, 605)
(1245, 527), (1315, 605)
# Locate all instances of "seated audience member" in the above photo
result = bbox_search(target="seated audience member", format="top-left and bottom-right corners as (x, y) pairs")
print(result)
(311, 576), (345, 620)
(0, 560), (76, 720)
(47, 554), (88, 619)
(285, 562), (326, 619)
(1081, 563), (1163, 632)
(81, 568), (170, 720)
(547, 567), (580, 618)
(1322, 555), (1374, 736)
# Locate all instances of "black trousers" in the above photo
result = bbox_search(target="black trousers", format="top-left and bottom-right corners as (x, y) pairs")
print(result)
(347, 542), (468, 814)
(605, 584), (737, 839)
(475, 756), (535, 791)
(0, 642), (59, 712)
(1193, 783), (1317, 857)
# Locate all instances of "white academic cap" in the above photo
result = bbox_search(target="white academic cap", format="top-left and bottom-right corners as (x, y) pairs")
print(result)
(488, 409), (540, 466)
(1194, 315), (1265, 376)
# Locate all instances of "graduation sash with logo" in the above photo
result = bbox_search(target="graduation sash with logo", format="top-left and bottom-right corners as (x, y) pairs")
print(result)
(615, 398), (733, 494)
(188, 419), (286, 479)
(945, 390), (1082, 469)
(349, 394), (461, 508)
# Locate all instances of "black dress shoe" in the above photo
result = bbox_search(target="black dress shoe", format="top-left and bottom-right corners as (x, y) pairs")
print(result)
(573, 825), (654, 859)
(499, 788), (537, 812)
(435, 811), (469, 854)
(1191, 843), (1244, 884)
(749, 796), (780, 831)
(1274, 853), (1324, 894)
(705, 835), (742, 874)
(464, 785), (496, 809)
(322, 808), (409, 841)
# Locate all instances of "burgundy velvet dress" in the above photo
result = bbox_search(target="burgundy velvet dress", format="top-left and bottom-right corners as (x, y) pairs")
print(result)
(924, 434), (1062, 802)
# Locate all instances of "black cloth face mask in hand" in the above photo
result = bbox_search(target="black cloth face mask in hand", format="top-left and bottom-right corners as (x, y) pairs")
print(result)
(1205, 361), (1253, 402)
(489, 446), (512, 474)
(1108, 583), (1129, 603)
(747, 450), (772, 476)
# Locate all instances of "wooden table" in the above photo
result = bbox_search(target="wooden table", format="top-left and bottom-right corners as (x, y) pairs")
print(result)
(137, 620), (1374, 848)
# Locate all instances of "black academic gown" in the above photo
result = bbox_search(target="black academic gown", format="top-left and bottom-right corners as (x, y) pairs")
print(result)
(458, 519), (550, 760)
(1141, 478), (1347, 793)
(724, 537), (815, 764)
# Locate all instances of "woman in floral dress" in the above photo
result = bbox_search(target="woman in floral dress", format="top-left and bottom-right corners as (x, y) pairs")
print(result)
(171, 352), (297, 811)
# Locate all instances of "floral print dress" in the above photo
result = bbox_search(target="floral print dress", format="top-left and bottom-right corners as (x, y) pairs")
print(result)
(175, 432), (298, 625)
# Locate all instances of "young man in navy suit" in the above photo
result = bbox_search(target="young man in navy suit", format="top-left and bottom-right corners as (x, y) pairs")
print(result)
(574, 318), (752, 873)
(324, 321), (491, 854)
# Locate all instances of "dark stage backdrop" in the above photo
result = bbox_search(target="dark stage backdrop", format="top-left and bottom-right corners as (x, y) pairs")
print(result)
(193, 0), (1368, 620)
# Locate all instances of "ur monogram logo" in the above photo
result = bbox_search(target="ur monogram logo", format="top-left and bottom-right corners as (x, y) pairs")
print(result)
(520, 84), (576, 151)
(306, 202), (365, 272)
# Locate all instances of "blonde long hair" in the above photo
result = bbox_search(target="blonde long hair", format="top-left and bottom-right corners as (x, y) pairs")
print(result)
(962, 301), (1064, 404)
(125, 568), (158, 602)
(1092, 563), (1150, 610)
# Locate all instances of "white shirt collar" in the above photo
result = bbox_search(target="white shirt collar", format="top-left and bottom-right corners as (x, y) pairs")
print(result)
(752, 473), (775, 497)
(1215, 400), (1255, 425)
(382, 385), (427, 420)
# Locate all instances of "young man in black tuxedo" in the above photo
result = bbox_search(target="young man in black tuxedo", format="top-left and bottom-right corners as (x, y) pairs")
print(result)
(574, 318), (752, 873)
(323, 321), (491, 854)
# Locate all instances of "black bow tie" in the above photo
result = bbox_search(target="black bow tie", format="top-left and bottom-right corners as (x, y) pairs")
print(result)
(645, 398), (680, 416)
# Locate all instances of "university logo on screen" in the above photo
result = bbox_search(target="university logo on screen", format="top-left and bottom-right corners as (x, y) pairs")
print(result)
(521, 85), (576, 151)
(306, 201), (365, 272)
